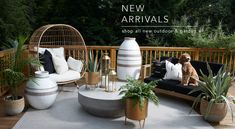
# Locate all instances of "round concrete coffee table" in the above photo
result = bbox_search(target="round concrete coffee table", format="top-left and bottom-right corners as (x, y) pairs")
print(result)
(78, 82), (126, 118)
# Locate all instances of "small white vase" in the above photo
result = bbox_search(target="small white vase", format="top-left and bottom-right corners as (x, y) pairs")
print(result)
(117, 37), (142, 80)
(26, 71), (58, 109)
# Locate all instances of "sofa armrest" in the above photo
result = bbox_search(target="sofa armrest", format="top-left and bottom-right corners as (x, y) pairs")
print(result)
(141, 64), (152, 81)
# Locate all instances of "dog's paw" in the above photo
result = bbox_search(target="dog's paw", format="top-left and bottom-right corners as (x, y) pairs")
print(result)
(189, 83), (198, 86)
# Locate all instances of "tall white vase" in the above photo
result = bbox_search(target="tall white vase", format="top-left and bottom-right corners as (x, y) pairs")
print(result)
(26, 71), (58, 109)
(117, 37), (142, 80)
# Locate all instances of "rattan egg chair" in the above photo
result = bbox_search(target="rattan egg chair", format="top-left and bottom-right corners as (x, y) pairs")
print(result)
(29, 24), (87, 86)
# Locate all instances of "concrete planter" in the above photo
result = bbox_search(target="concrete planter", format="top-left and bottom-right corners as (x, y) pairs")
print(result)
(26, 71), (58, 109)
(200, 98), (227, 122)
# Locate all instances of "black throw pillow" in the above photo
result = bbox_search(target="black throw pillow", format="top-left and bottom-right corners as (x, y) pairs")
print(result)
(160, 56), (179, 64)
(151, 57), (179, 78)
(190, 60), (223, 77)
(151, 60), (166, 78)
(39, 50), (56, 74)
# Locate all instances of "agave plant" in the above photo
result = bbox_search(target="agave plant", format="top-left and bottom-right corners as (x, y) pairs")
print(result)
(0, 35), (40, 100)
(87, 50), (99, 72)
(189, 63), (234, 120)
(119, 78), (159, 109)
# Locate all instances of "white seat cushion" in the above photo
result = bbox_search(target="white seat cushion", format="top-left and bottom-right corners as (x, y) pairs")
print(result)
(49, 70), (81, 83)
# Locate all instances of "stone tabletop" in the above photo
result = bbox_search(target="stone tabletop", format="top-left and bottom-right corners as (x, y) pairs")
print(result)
(78, 81), (126, 100)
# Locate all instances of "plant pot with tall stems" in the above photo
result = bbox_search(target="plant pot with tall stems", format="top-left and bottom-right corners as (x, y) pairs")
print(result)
(189, 63), (234, 122)
(0, 35), (40, 115)
(85, 51), (100, 88)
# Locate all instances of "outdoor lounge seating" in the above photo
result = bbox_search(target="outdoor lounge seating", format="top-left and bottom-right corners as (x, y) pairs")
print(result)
(28, 24), (87, 86)
(142, 56), (224, 101)
(1, 46), (235, 129)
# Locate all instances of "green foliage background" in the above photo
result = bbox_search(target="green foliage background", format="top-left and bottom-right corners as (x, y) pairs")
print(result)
(0, 0), (235, 49)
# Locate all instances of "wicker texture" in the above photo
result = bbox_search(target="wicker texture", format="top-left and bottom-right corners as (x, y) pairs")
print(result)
(29, 24), (87, 84)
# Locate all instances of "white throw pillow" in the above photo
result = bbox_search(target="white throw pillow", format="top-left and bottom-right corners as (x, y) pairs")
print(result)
(52, 55), (69, 74)
(163, 60), (182, 81)
(38, 47), (64, 58)
(67, 57), (83, 73)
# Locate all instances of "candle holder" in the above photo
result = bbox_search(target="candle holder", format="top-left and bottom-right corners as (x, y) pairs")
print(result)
(108, 68), (117, 92)
(100, 53), (110, 91)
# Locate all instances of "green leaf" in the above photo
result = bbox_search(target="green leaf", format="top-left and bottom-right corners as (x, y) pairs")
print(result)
(189, 94), (201, 114)
(119, 77), (159, 110)
(0, 35), (40, 100)
(221, 95), (234, 121)
(189, 62), (234, 121)
(205, 99), (215, 119)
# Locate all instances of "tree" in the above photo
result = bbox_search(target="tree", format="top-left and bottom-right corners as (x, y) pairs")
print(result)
(0, 0), (32, 49)
(0, 0), (234, 48)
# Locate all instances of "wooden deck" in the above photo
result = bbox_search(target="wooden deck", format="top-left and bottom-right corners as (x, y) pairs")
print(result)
(0, 81), (235, 129)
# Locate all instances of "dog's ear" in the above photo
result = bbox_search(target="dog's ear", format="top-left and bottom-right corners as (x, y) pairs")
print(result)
(180, 54), (187, 60)
(179, 55), (184, 64)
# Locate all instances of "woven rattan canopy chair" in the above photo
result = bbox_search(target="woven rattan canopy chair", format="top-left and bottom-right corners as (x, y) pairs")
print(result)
(29, 24), (87, 86)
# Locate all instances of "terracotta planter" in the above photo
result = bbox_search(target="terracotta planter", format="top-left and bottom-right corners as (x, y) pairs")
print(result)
(3, 96), (25, 116)
(200, 98), (227, 122)
(125, 98), (148, 120)
(86, 72), (100, 85)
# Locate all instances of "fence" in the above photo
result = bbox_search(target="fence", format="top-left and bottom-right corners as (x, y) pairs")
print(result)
(0, 49), (14, 96)
(87, 46), (235, 74)
(1, 46), (235, 96)
(0, 48), (30, 96)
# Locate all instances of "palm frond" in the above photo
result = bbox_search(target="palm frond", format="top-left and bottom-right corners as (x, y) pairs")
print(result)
(0, 35), (40, 100)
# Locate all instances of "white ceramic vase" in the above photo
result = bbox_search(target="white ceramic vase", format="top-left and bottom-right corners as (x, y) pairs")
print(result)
(26, 71), (58, 109)
(117, 37), (142, 80)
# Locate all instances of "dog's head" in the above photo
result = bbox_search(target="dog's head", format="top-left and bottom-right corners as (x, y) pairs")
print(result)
(179, 53), (191, 64)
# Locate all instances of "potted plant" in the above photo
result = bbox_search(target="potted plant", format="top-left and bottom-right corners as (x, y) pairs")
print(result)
(85, 51), (100, 86)
(119, 78), (159, 124)
(189, 63), (234, 122)
(0, 35), (40, 115)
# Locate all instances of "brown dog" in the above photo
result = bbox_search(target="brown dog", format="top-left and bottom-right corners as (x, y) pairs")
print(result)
(179, 53), (199, 86)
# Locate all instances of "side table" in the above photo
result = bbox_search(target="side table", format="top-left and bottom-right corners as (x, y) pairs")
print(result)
(78, 82), (126, 117)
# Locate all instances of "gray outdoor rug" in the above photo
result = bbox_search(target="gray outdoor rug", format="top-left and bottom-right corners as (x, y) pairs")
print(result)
(13, 88), (213, 129)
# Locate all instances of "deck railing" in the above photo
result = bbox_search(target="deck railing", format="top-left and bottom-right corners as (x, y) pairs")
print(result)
(1, 46), (235, 96)
(0, 48), (30, 96)
(87, 46), (235, 74)
(0, 49), (14, 96)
